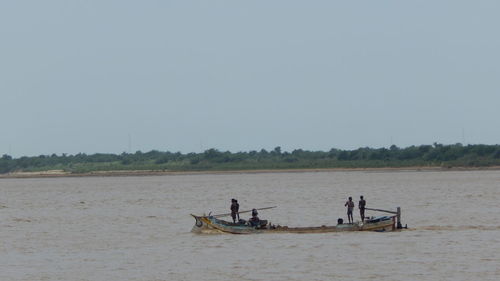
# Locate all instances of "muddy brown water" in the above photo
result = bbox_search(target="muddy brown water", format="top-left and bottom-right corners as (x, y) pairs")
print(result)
(1, 170), (499, 280)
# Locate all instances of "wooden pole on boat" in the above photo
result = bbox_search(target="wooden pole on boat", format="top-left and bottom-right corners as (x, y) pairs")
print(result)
(364, 207), (398, 215)
(211, 206), (277, 218)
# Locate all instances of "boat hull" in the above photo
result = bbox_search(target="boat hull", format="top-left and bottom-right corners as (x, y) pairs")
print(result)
(191, 215), (396, 234)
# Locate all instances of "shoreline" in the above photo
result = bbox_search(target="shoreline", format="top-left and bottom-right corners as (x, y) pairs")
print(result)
(1, 166), (500, 179)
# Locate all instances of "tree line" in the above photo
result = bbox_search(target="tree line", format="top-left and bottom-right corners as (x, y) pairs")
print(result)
(1, 143), (500, 174)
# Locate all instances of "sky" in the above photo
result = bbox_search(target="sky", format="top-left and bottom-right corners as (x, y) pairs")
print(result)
(1, 1), (499, 157)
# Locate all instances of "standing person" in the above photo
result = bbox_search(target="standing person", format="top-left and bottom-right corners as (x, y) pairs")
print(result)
(230, 199), (240, 223)
(345, 197), (355, 224)
(359, 195), (366, 222)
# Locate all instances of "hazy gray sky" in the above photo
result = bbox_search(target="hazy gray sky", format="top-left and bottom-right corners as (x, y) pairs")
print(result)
(1, 1), (499, 157)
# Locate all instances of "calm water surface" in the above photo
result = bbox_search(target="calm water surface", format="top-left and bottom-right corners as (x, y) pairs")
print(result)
(1, 170), (499, 280)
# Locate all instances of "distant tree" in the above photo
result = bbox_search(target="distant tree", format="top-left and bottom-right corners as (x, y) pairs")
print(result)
(493, 149), (500, 159)
(338, 151), (349, 160)
(155, 157), (169, 164)
(327, 148), (339, 159)
(418, 145), (432, 154)
(190, 157), (200, 165)
(272, 146), (282, 156)
(284, 156), (298, 163)
(1, 154), (12, 160)
(204, 148), (222, 160)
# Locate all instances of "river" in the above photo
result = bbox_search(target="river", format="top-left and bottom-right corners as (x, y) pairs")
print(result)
(1, 170), (499, 280)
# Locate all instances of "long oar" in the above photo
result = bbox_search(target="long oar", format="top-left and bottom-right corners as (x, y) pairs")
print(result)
(364, 207), (398, 215)
(212, 206), (277, 218)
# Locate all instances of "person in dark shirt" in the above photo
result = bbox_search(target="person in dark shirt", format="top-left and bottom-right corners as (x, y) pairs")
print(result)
(230, 199), (240, 223)
(248, 208), (260, 227)
(359, 195), (366, 222)
(345, 197), (355, 224)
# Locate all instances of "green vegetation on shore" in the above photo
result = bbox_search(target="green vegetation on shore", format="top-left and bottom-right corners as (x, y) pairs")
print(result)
(1, 143), (500, 174)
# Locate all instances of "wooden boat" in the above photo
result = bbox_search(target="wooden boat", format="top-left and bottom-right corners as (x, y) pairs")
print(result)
(191, 214), (398, 234)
